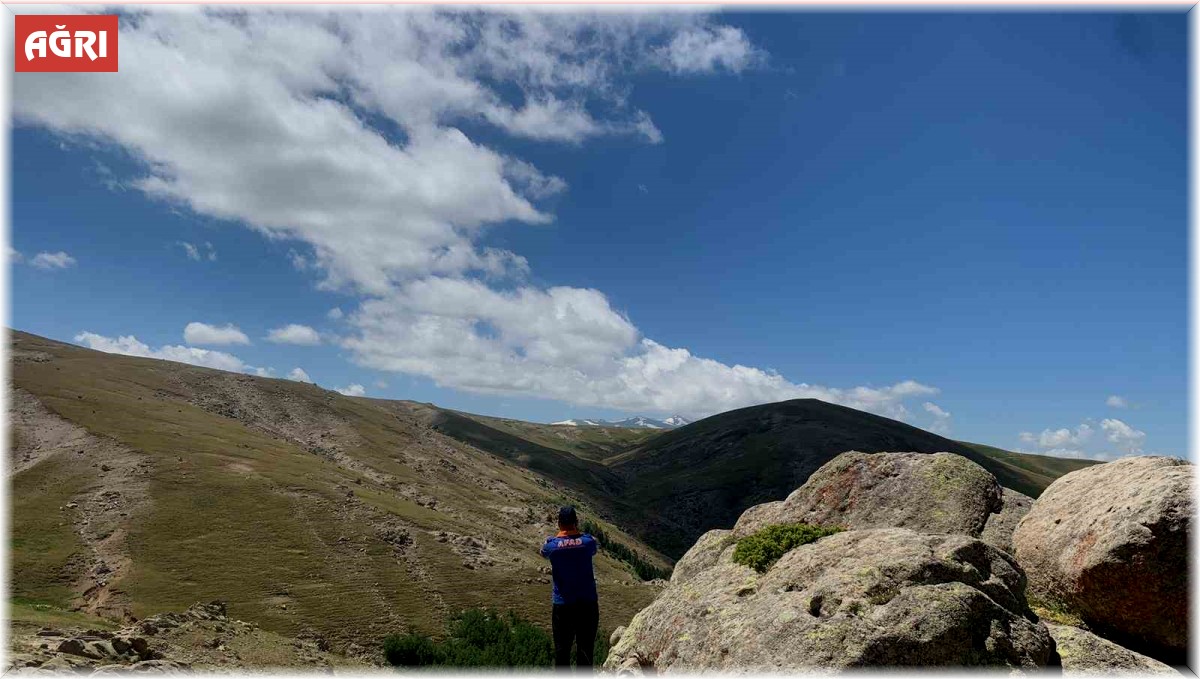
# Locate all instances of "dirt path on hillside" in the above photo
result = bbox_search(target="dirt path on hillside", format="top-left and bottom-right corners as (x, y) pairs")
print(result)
(9, 385), (151, 620)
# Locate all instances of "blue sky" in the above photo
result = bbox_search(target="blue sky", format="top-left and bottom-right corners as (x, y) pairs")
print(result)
(10, 9), (1186, 460)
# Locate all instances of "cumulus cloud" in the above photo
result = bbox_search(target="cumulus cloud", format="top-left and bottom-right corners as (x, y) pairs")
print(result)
(184, 322), (250, 346)
(178, 241), (217, 261)
(922, 402), (951, 434)
(327, 307), (344, 321)
(655, 25), (763, 74)
(1101, 418), (1146, 454)
(336, 383), (366, 397)
(267, 324), (322, 346)
(74, 331), (260, 374)
(14, 8), (759, 295)
(341, 276), (937, 419)
(1019, 424), (1093, 449)
(20, 8), (940, 422)
(30, 251), (76, 269)
(287, 367), (314, 383)
(1019, 417), (1150, 460)
(1106, 395), (1129, 409)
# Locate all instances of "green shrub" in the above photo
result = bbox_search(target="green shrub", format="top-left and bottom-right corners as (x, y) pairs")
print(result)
(384, 608), (609, 668)
(581, 519), (672, 582)
(732, 523), (842, 573)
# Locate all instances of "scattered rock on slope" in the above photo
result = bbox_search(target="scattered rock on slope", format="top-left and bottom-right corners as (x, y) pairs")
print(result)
(733, 452), (1003, 540)
(979, 487), (1033, 554)
(1046, 624), (1180, 675)
(7, 601), (365, 674)
(605, 527), (1053, 671)
(1012, 455), (1191, 663)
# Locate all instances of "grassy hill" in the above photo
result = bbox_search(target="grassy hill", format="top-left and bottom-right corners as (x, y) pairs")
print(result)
(604, 399), (1098, 558)
(9, 329), (1099, 661)
(457, 412), (658, 463)
(8, 331), (665, 656)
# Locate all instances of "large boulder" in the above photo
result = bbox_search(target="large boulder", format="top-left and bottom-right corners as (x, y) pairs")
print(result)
(734, 452), (1003, 539)
(670, 529), (735, 586)
(1047, 624), (1180, 675)
(1012, 456), (1191, 663)
(979, 487), (1033, 554)
(605, 527), (1054, 671)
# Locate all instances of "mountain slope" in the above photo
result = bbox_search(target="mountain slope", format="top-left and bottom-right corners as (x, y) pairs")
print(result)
(8, 331), (666, 655)
(607, 398), (1098, 558)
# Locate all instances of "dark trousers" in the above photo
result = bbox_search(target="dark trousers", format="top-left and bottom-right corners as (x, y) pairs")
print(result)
(552, 600), (599, 670)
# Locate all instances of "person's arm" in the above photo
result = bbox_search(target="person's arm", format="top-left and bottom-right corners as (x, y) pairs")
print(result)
(540, 538), (553, 559)
(587, 535), (598, 557)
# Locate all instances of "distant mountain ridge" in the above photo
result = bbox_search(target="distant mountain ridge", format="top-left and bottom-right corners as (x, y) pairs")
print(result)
(551, 415), (691, 429)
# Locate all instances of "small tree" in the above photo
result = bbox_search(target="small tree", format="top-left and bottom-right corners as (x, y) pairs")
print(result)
(732, 523), (842, 573)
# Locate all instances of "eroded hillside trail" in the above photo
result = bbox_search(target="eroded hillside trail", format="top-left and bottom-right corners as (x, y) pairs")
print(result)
(8, 383), (148, 620)
(9, 330), (665, 653)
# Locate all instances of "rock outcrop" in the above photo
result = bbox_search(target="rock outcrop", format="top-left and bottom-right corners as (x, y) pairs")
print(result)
(1047, 624), (1180, 675)
(1012, 456), (1191, 663)
(980, 487), (1033, 554)
(733, 451), (1003, 540)
(605, 527), (1053, 671)
(7, 601), (360, 674)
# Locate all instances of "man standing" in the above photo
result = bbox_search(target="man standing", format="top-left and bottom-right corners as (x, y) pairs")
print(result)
(540, 505), (599, 670)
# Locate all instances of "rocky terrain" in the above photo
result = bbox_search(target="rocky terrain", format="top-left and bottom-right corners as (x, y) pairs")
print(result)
(7, 601), (372, 674)
(9, 330), (1157, 672)
(1013, 455), (1191, 666)
(8, 331), (665, 668)
(606, 451), (1189, 673)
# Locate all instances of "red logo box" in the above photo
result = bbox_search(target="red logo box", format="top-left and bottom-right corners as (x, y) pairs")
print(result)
(15, 14), (118, 72)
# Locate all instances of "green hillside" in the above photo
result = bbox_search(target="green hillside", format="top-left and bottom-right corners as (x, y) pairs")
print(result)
(8, 330), (664, 654)
(9, 329), (1100, 659)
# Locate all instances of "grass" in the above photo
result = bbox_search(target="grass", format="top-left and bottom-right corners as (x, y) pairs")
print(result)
(957, 442), (1099, 497)
(9, 330), (662, 649)
(383, 608), (608, 668)
(581, 520), (671, 581)
(9, 598), (118, 630)
(732, 523), (843, 573)
(10, 329), (1095, 659)
(10, 455), (90, 607)
(459, 412), (660, 463)
(1027, 594), (1086, 628)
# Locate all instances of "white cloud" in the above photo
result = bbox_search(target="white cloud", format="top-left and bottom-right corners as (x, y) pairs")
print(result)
(327, 307), (344, 320)
(1019, 424), (1093, 449)
(21, 10), (942, 423)
(336, 383), (366, 397)
(74, 331), (258, 374)
(267, 324), (322, 346)
(30, 251), (76, 270)
(10, 248), (23, 263)
(922, 401), (951, 434)
(655, 25), (762, 74)
(14, 9), (759, 296)
(178, 241), (217, 261)
(184, 322), (250, 346)
(253, 367), (275, 377)
(1106, 395), (1129, 409)
(341, 277), (938, 420)
(287, 367), (314, 383)
(1040, 448), (1092, 460)
(1101, 418), (1146, 454)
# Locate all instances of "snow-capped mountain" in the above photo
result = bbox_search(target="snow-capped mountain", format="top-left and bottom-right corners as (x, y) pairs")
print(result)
(550, 415), (692, 429)
(550, 418), (604, 427)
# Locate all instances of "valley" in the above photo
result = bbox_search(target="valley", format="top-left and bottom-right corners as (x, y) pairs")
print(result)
(7, 329), (1097, 667)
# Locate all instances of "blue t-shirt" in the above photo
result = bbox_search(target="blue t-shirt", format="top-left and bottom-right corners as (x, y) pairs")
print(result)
(540, 532), (598, 605)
